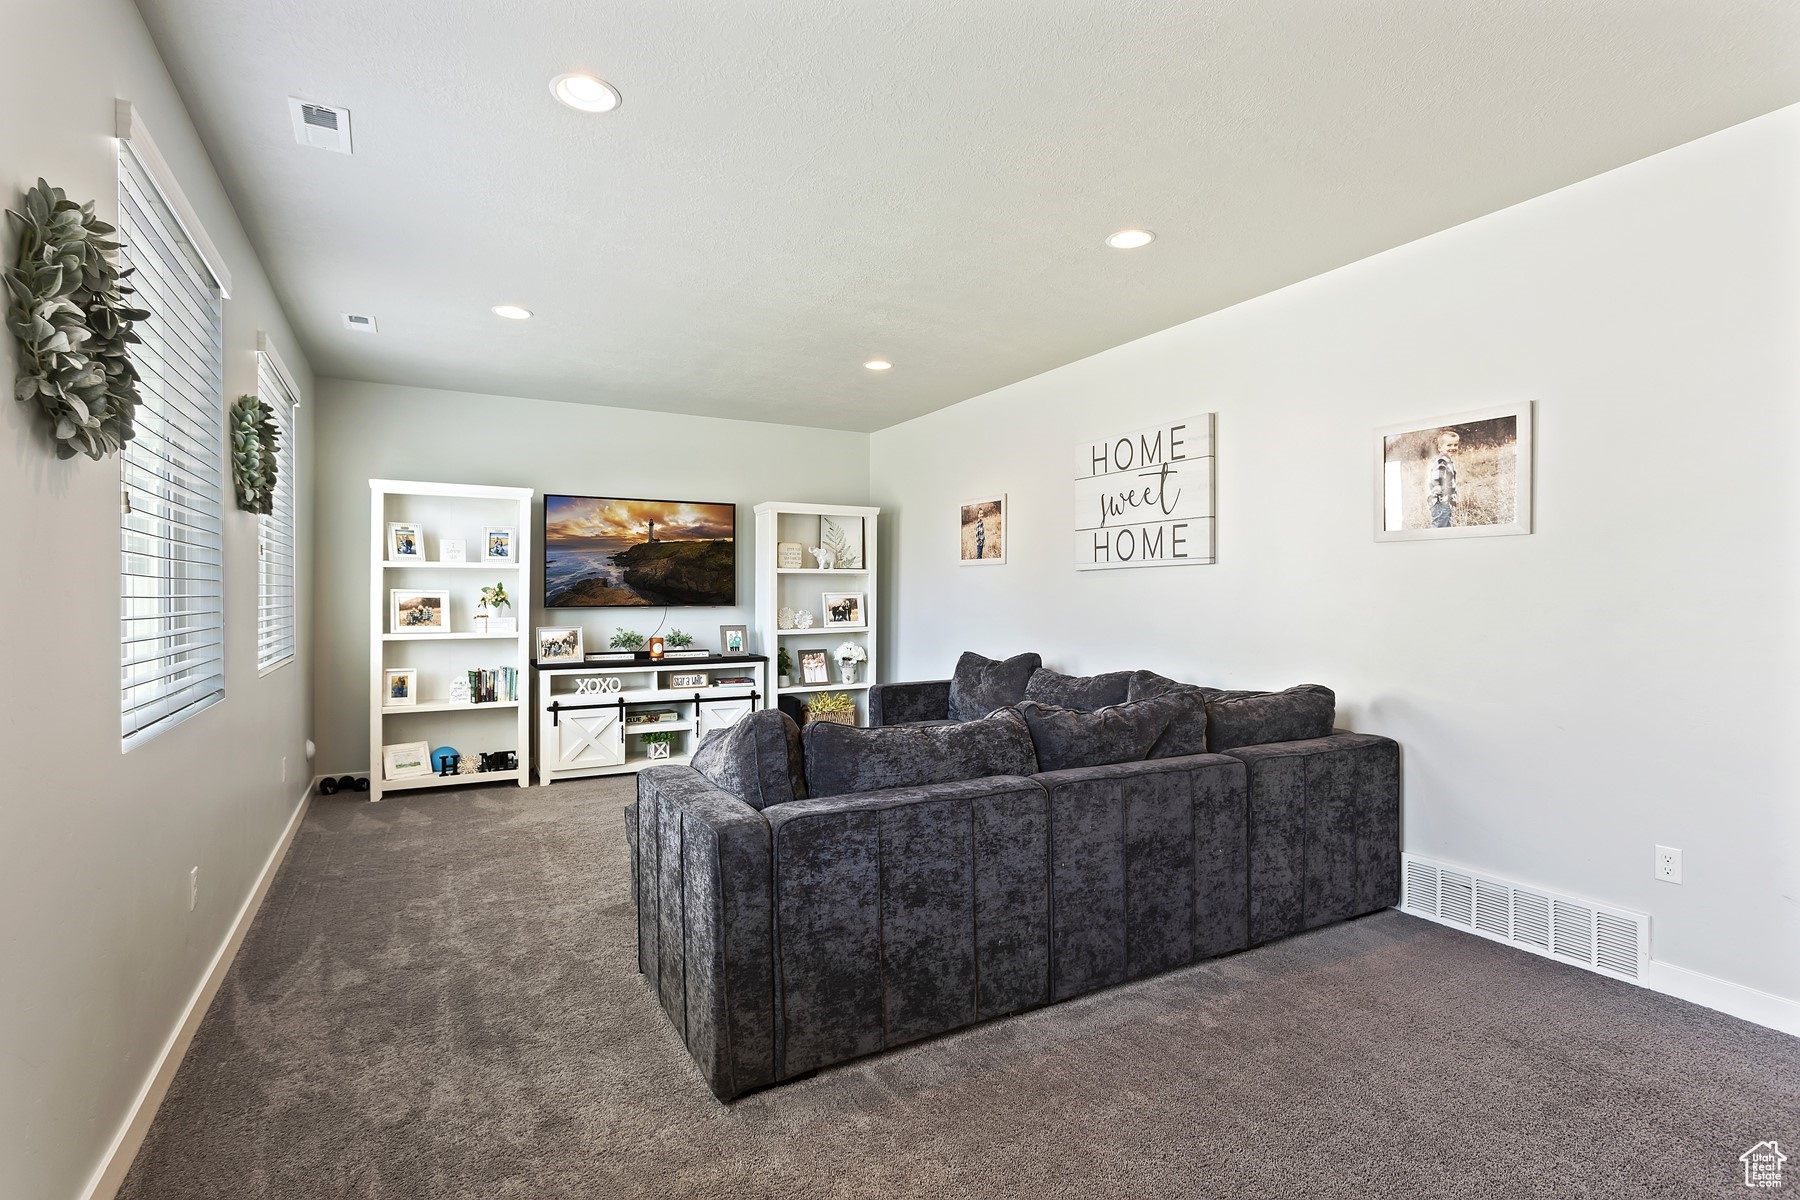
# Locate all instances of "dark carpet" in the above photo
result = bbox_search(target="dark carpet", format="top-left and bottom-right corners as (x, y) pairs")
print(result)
(119, 778), (1798, 1199)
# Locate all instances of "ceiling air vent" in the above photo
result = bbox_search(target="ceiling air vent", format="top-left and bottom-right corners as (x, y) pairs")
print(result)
(340, 313), (378, 333)
(288, 97), (353, 154)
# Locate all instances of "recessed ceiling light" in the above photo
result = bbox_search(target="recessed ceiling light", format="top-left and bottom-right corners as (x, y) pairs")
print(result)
(491, 304), (533, 320)
(550, 72), (621, 113)
(1105, 228), (1156, 250)
(863, 359), (893, 371)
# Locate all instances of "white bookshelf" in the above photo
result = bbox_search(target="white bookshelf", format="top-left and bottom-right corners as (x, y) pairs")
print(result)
(368, 479), (533, 801)
(753, 502), (880, 726)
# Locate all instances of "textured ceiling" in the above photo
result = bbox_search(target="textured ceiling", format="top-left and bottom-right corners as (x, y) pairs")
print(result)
(135, 0), (1800, 432)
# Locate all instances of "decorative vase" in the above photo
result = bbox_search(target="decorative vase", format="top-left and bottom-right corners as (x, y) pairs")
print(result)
(779, 675), (791, 689)
(837, 662), (857, 684)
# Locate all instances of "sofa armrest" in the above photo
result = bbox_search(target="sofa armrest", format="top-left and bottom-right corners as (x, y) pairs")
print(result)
(1218, 732), (1401, 943)
(634, 765), (776, 1100)
(868, 678), (952, 726)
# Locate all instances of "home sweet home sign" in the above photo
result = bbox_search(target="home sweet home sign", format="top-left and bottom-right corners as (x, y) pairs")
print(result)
(1074, 413), (1215, 569)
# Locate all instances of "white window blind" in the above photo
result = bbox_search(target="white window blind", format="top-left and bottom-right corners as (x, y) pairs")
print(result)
(119, 141), (226, 747)
(257, 350), (299, 671)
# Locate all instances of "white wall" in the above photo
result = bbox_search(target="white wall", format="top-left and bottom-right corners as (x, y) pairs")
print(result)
(870, 107), (1800, 1004)
(310, 379), (869, 772)
(0, 3), (316, 1198)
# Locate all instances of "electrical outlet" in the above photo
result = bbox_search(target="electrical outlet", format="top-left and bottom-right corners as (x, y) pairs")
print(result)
(281, 756), (288, 784)
(1655, 845), (1682, 884)
(188, 866), (200, 911)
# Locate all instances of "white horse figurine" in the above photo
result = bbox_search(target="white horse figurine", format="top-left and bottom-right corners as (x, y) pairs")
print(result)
(809, 546), (835, 569)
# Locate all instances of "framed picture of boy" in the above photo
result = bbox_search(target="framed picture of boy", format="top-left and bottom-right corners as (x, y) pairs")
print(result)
(718, 624), (747, 654)
(959, 495), (1005, 564)
(1375, 402), (1533, 541)
(384, 668), (419, 707)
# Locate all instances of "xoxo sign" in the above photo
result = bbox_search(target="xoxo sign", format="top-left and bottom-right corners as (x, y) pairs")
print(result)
(1074, 413), (1215, 569)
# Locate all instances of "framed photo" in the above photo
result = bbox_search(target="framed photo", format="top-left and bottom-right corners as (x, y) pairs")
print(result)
(536, 626), (583, 664)
(485, 527), (515, 563)
(388, 522), (423, 560)
(719, 624), (747, 654)
(960, 495), (1006, 565)
(777, 542), (804, 569)
(383, 668), (418, 707)
(390, 589), (449, 633)
(799, 649), (830, 685)
(382, 740), (432, 780)
(439, 538), (466, 563)
(1376, 401), (1533, 541)
(670, 672), (709, 688)
(822, 592), (864, 627)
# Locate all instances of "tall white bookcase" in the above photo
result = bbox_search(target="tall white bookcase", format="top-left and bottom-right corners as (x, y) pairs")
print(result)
(368, 479), (533, 801)
(754, 501), (880, 725)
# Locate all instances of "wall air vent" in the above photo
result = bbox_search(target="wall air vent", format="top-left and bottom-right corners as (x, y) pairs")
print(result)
(1399, 853), (1647, 984)
(340, 313), (378, 333)
(288, 98), (353, 154)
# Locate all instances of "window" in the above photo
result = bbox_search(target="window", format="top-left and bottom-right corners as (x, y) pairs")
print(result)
(119, 140), (226, 747)
(256, 346), (299, 672)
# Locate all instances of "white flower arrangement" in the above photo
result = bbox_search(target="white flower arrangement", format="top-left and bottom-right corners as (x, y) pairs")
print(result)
(834, 641), (868, 665)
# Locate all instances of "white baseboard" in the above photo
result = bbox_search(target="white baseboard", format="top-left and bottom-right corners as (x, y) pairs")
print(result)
(77, 782), (316, 1200)
(1639, 959), (1800, 1039)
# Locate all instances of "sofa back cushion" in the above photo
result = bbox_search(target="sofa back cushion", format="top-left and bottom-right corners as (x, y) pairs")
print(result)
(1023, 667), (1132, 712)
(1204, 684), (1336, 751)
(690, 708), (808, 810)
(1015, 689), (1209, 773)
(948, 650), (1042, 721)
(803, 708), (1039, 798)
(1126, 670), (1191, 701)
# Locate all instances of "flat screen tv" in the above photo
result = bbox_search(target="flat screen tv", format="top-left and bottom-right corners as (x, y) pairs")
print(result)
(542, 495), (736, 608)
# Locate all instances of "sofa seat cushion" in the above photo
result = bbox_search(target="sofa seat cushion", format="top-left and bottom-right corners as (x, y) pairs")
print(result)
(1205, 685), (1336, 751)
(1015, 689), (1208, 773)
(803, 708), (1038, 798)
(689, 708), (807, 810)
(1023, 667), (1132, 711)
(948, 651), (1042, 722)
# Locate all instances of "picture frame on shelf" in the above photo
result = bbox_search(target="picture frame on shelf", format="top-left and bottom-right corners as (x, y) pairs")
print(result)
(485, 527), (515, 563)
(719, 623), (747, 654)
(391, 589), (449, 632)
(382, 740), (432, 780)
(799, 648), (830, 685)
(670, 672), (709, 688)
(439, 538), (466, 562)
(1375, 401), (1533, 541)
(448, 676), (471, 704)
(777, 542), (804, 569)
(822, 592), (864, 627)
(536, 626), (583, 664)
(959, 495), (1006, 565)
(388, 522), (423, 561)
(384, 668), (418, 707)
(820, 515), (863, 568)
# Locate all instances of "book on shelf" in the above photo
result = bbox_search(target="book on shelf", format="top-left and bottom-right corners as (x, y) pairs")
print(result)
(464, 667), (519, 704)
(624, 708), (680, 726)
(663, 648), (710, 659)
(714, 676), (755, 686)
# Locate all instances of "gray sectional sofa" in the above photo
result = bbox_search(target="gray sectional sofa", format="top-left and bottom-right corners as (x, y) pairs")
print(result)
(626, 652), (1400, 1100)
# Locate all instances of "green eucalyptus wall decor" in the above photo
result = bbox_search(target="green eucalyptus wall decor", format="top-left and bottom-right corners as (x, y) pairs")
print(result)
(5, 179), (149, 460)
(230, 393), (280, 514)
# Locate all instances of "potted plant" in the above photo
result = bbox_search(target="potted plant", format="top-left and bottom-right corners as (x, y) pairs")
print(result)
(833, 640), (868, 684)
(476, 581), (512, 633)
(665, 629), (694, 649)
(641, 730), (677, 760)
(777, 647), (793, 688)
(609, 629), (645, 653)
(806, 690), (857, 726)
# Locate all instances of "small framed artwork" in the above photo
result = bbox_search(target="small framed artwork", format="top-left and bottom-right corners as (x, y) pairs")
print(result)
(822, 592), (864, 627)
(1375, 401), (1533, 542)
(670, 672), (709, 688)
(959, 495), (1006, 565)
(388, 522), (423, 561)
(391, 589), (449, 632)
(536, 626), (584, 664)
(799, 648), (830, 685)
(777, 542), (804, 569)
(820, 515), (864, 568)
(485, 527), (515, 563)
(384, 668), (418, 707)
(439, 538), (466, 563)
(382, 740), (432, 780)
(719, 624), (747, 654)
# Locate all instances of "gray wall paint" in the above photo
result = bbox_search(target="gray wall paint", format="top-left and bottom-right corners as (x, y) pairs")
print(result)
(309, 379), (870, 773)
(0, 4), (315, 1198)
(870, 107), (1800, 1003)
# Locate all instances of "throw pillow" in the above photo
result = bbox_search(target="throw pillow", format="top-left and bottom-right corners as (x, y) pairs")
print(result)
(1015, 689), (1209, 773)
(948, 650), (1042, 722)
(1126, 669), (1192, 701)
(1204, 685), (1336, 751)
(689, 709), (808, 811)
(1023, 667), (1133, 712)
(803, 708), (1039, 798)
